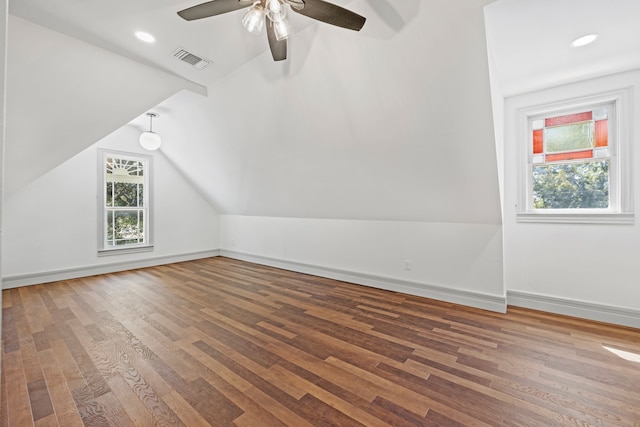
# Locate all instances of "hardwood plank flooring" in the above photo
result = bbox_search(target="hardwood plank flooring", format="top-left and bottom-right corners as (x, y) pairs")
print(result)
(2, 257), (640, 426)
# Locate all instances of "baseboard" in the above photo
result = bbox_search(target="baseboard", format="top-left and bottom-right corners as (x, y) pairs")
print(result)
(7, 249), (635, 328)
(1, 249), (221, 289)
(220, 250), (507, 313)
(507, 290), (640, 329)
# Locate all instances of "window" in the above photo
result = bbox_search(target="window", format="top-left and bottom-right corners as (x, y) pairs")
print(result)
(530, 106), (612, 209)
(98, 150), (153, 254)
(518, 90), (633, 224)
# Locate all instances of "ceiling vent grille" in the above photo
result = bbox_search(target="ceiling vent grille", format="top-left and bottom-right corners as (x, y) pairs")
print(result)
(172, 47), (211, 69)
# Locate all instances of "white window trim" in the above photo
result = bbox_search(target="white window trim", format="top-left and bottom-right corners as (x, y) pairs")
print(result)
(516, 88), (634, 225)
(98, 149), (154, 256)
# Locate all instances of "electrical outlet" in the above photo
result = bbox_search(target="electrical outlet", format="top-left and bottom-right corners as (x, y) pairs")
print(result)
(403, 260), (411, 271)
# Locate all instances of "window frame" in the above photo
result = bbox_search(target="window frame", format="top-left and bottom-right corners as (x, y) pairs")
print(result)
(516, 89), (634, 224)
(98, 149), (154, 255)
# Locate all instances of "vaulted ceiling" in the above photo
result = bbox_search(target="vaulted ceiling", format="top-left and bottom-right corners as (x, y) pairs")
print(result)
(6, 0), (640, 223)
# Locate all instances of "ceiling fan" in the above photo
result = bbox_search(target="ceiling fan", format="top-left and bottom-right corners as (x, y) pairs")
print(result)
(177, 0), (366, 61)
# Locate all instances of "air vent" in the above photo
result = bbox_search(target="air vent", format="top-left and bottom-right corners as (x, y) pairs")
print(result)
(172, 47), (211, 69)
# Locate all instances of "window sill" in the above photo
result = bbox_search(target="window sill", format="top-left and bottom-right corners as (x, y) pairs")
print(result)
(98, 245), (154, 257)
(516, 212), (634, 225)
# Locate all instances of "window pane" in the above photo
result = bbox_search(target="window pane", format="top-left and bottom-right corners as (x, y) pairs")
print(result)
(138, 183), (144, 207)
(107, 210), (114, 246)
(545, 111), (592, 127)
(112, 183), (140, 207)
(533, 129), (543, 154)
(106, 158), (145, 184)
(595, 120), (608, 147)
(545, 121), (594, 153)
(545, 150), (593, 162)
(105, 210), (144, 245)
(533, 160), (609, 209)
(106, 182), (113, 207)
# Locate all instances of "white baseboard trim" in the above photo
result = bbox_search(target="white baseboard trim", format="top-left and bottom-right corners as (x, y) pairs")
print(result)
(507, 290), (640, 329)
(8, 249), (635, 328)
(2, 249), (221, 289)
(220, 250), (507, 313)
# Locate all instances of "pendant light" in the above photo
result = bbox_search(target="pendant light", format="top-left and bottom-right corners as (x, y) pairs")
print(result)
(139, 112), (162, 151)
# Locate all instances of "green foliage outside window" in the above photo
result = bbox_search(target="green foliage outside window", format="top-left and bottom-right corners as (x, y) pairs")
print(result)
(106, 182), (144, 207)
(532, 160), (609, 209)
(107, 210), (144, 246)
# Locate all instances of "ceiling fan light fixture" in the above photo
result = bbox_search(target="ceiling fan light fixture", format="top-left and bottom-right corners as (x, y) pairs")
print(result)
(266, 0), (288, 22)
(273, 17), (293, 41)
(139, 113), (162, 151)
(242, 3), (265, 35)
(177, 0), (366, 62)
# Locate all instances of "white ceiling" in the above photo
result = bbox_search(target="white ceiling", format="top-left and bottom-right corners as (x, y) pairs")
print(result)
(6, 0), (640, 222)
(485, 0), (640, 96)
(8, 0), (421, 88)
(11, 0), (639, 96)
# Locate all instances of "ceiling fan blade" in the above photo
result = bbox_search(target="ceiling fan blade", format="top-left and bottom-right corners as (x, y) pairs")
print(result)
(293, 0), (366, 31)
(266, 20), (287, 61)
(178, 0), (251, 21)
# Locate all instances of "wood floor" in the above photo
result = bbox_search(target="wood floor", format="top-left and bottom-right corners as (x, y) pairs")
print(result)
(2, 257), (640, 426)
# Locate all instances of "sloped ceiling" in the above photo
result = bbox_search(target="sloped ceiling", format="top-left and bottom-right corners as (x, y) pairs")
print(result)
(8, 0), (503, 224)
(5, 16), (205, 195)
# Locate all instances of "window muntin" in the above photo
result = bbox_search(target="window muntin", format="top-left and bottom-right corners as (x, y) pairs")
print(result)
(528, 104), (615, 211)
(99, 151), (152, 253)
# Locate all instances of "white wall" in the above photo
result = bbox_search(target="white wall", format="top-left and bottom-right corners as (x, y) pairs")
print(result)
(2, 124), (220, 287)
(220, 215), (505, 312)
(503, 70), (640, 327)
(162, 0), (502, 226)
(207, 0), (507, 315)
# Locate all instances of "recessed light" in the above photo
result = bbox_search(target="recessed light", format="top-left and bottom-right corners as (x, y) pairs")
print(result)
(571, 33), (599, 48)
(135, 31), (156, 43)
